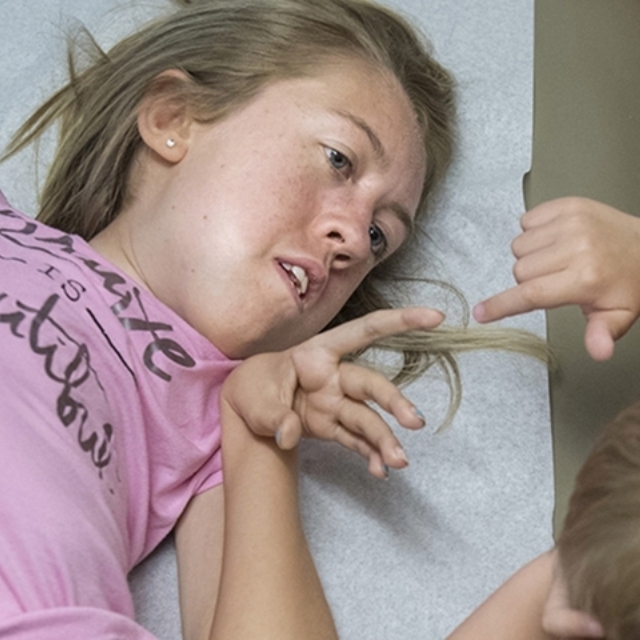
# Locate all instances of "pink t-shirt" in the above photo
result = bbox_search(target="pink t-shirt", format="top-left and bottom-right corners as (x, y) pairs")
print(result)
(0, 194), (238, 638)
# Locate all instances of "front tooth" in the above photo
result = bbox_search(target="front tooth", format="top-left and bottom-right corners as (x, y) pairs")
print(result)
(291, 265), (308, 295)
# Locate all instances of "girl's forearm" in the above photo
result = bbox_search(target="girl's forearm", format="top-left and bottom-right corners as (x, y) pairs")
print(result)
(210, 398), (338, 640)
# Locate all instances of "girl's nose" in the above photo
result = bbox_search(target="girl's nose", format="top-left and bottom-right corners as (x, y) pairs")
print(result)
(315, 205), (372, 269)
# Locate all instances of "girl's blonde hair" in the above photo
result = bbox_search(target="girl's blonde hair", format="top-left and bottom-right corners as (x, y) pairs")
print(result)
(2, 0), (549, 426)
(558, 400), (640, 639)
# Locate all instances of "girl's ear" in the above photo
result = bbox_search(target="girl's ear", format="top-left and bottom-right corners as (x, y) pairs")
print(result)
(137, 70), (194, 163)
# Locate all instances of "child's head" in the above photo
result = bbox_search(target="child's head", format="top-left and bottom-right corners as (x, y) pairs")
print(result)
(557, 399), (640, 639)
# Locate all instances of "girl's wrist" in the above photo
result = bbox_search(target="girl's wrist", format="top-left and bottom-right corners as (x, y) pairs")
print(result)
(220, 395), (297, 487)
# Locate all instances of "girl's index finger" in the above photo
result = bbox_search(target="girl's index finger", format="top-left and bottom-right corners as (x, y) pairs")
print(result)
(311, 307), (445, 356)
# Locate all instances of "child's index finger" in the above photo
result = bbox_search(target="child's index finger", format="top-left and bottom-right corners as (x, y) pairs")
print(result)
(314, 307), (445, 356)
(474, 270), (582, 323)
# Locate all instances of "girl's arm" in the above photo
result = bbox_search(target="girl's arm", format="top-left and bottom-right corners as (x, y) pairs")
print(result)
(214, 389), (337, 639)
(175, 486), (225, 640)
(174, 307), (443, 639)
(175, 380), (337, 640)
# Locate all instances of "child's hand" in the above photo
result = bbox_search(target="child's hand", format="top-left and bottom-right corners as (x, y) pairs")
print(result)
(473, 197), (640, 360)
(541, 550), (604, 638)
(221, 307), (444, 479)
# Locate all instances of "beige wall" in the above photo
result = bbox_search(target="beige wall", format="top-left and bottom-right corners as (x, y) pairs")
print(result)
(525, 0), (640, 533)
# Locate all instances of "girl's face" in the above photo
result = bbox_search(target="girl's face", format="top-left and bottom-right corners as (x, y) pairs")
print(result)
(130, 60), (426, 358)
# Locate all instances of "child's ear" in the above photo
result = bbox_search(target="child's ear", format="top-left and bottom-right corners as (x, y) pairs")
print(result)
(137, 70), (194, 163)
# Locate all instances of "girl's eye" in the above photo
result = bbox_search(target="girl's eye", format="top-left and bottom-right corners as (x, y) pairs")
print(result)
(369, 223), (388, 259)
(325, 147), (352, 175)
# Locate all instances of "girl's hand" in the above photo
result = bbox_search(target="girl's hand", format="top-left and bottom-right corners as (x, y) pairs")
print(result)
(541, 550), (604, 638)
(473, 197), (640, 360)
(221, 307), (444, 479)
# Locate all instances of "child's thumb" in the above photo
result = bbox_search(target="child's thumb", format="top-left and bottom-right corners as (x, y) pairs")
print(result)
(274, 411), (303, 450)
(584, 311), (633, 361)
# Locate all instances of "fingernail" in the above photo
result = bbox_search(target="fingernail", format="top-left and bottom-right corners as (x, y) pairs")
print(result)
(382, 464), (390, 480)
(394, 446), (409, 466)
(472, 303), (485, 322)
(413, 406), (426, 423)
(275, 427), (284, 449)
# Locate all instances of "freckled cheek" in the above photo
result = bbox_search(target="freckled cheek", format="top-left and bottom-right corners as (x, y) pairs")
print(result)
(276, 177), (321, 223)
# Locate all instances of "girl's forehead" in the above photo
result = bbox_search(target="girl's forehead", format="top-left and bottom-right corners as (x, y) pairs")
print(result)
(201, 58), (426, 213)
(267, 59), (423, 145)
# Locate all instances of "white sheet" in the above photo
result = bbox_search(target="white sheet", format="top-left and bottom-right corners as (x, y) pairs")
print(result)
(0, 1), (552, 638)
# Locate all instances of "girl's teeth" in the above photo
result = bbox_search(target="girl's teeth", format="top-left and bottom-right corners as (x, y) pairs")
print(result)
(281, 262), (309, 297)
(291, 265), (309, 295)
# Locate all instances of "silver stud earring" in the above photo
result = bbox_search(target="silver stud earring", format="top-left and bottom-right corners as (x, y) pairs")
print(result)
(166, 138), (176, 148)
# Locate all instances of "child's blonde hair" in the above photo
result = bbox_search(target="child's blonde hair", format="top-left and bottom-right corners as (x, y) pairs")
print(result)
(558, 399), (640, 639)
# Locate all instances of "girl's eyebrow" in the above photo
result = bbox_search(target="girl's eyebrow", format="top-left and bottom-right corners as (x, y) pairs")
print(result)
(333, 110), (386, 163)
(388, 203), (415, 240)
